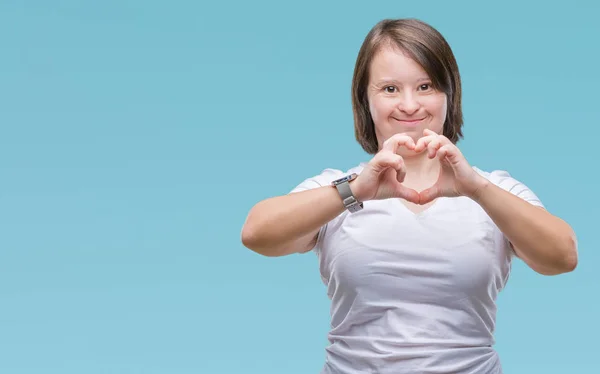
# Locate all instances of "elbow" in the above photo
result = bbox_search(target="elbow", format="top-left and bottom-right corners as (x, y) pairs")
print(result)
(562, 231), (578, 272)
(240, 220), (281, 257)
(240, 205), (264, 251)
(544, 231), (578, 275)
(528, 230), (578, 276)
(240, 224), (255, 249)
(241, 221), (262, 252)
(240, 202), (270, 253)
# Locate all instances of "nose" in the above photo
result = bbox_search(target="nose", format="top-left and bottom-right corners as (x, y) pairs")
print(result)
(397, 91), (420, 115)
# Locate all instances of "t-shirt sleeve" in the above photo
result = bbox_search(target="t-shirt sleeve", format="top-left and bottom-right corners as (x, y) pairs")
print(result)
(289, 168), (344, 194)
(288, 168), (345, 254)
(485, 170), (545, 260)
(487, 170), (545, 208)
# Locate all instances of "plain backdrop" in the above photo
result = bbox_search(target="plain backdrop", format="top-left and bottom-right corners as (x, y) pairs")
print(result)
(1, 1), (598, 373)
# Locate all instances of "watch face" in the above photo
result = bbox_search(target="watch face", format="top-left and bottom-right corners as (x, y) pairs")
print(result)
(333, 173), (356, 185)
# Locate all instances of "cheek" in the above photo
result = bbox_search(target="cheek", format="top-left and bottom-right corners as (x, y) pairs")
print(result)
(439, 97), (448, 118)
(369, 97), (395, 123)
(425, 95), (448, 122)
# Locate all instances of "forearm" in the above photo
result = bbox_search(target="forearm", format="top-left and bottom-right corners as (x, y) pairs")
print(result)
(471, 180), (578, 275)
(241, 184), (346, 255)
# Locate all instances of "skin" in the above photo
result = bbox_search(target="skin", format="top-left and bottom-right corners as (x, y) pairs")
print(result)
(351, 45), (578, 275)
(241, 44), (579, 272)
(367, 45), (446, 161)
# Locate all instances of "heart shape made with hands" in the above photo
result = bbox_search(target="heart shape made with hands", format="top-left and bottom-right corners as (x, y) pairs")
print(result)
(381, 129), (480, 205)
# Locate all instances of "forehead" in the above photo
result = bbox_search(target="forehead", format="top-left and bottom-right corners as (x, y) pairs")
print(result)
(369, 45), (429, 82)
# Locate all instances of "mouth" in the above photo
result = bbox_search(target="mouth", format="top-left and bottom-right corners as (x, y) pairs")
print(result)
(392, 117), (426, 126)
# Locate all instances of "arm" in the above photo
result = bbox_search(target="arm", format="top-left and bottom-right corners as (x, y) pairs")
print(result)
(414, 129), (578, 276)
(241, 184), (347, 257)
(241, 134), (425, 257)
(471, 180), (578, 275)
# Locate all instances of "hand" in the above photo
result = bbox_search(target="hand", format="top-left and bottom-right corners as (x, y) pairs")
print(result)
(414, 129), (488, 204)
(351, 133), (420, 204)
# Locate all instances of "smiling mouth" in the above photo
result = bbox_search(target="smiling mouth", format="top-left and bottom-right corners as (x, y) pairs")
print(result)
(393, 117), (426, 125)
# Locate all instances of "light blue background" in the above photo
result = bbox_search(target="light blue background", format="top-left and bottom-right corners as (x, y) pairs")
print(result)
(1, 1), (598, 373)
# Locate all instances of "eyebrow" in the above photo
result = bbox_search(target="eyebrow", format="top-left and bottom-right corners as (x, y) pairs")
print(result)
(374, 77), (431, 85)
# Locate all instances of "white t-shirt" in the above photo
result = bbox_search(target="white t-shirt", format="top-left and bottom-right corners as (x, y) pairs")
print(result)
(290, 163), (544, 374)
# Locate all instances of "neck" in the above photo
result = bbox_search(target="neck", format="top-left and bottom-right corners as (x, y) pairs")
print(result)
(397, 149), (440, 183)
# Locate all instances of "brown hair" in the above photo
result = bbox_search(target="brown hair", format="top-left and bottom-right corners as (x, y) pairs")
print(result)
(351, 18), (464, 154)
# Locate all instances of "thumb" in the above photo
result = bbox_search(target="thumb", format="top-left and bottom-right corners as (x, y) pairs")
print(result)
(437, 144), (463, 172)
(419, 184), (441, 205)
(397, 185), (420, 204)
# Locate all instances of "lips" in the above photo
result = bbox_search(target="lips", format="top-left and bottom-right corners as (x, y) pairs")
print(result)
(392, 117), (425, 126)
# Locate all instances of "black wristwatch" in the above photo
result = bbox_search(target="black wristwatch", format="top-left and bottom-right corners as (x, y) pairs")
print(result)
(331, 173), (363, 213)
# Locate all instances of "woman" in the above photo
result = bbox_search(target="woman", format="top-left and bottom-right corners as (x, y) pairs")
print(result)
(241, 18), (577, 374)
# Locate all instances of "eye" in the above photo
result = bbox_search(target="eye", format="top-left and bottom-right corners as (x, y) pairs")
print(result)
(384, 86), (397, 93)
(418, 83), (432, 91)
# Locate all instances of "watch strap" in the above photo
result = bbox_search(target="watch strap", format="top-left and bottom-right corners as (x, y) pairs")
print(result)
(333, 174), (363, 213)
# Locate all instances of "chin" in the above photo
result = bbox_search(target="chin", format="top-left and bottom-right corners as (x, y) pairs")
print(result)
(395, 127), (423, 138)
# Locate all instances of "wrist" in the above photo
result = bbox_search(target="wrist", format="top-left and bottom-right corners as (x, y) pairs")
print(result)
(349, 179), (368, 202)
(331, 173), (365, 213)
(467, 176), (491, 203)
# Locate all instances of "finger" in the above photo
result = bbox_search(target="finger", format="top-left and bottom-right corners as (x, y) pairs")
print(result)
(414, 134), (437, 153)
(371, 151), (405, 176)
(436, 144), (460, 166)
(427, 138), (443, 159)
(396, 158), (406, 184)
(423, 128), (438, 136)
(397, 185), (420, 204)
(436, 134), (452, 146)
(379, 151), (407, 183)
(382, 133), (416, 153)
(419, 184), (441, 205)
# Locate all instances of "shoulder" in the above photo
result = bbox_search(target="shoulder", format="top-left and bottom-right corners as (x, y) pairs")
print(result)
(472, 166), (544, 207)
(473, 167), (524, 190)
(474, 167), (513, 183)
(290, 164), (365, 193)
